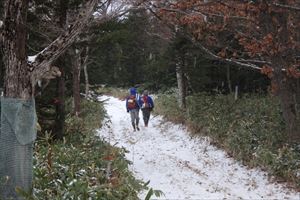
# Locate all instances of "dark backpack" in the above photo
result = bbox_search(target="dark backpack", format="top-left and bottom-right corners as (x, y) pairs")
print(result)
(127, 95), (137, 109)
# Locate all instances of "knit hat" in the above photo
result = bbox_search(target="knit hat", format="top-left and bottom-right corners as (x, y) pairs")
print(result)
(129, 87), (137, 95)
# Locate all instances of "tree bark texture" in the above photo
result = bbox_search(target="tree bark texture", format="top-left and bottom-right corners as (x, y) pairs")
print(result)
(259, 2), (300, 141)
(54, 63), (65, 140)
(3, 0), (31, 99)
(72, 48), (81, 116)
(29, 0), (99, 86)
(83, 47), (90, 97)
(1, 0), (99, 197)
(272, 57), (300, 141)
(1, 1), (33, 199)
(226, 65), (232, 94)
(53, 0), (69, 140)
(176, 57), (187, 109)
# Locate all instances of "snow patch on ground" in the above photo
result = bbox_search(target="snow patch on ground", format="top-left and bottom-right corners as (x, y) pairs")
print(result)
(97, 96), (300, 200)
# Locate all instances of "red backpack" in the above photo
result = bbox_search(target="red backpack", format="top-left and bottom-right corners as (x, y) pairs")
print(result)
(142, 95), (149, 108)
(127, 95), (137, 109)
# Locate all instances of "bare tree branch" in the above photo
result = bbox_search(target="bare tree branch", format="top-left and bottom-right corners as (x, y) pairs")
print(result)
(188, 36), (262, 71)
(231, 58), (271, 65)
(29, 0), (100, 86)
(272, 3), (300, 11)
(144, 4), (262, 71)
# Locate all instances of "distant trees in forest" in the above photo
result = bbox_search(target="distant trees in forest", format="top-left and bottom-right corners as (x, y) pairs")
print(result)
(145, 0), (300, 141)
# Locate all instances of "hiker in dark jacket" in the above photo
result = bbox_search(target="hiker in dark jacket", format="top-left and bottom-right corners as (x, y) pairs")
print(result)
(139, 90), (154, 127)
(126, 87), (140, 131)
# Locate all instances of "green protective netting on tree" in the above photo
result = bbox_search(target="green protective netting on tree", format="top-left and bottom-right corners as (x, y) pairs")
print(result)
(0, 97), (37, 200)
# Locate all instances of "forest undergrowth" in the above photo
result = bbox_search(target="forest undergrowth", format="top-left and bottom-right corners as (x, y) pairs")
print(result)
(154, 92), (300, 190)
(26, 98), (145, 199)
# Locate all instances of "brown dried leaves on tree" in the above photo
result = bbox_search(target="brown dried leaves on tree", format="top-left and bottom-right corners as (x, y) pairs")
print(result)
(151, 0), (300, 139)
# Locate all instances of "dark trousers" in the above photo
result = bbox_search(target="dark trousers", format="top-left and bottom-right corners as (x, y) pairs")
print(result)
(142, 108), (151, 126)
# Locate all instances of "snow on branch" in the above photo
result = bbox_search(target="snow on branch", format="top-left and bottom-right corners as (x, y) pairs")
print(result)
(29, 0), (135, 86)
(29, 0), (100, 85)
(198, 45), (262, 71)
(272, 3), (300, 11)
(28, 55), (37, 63)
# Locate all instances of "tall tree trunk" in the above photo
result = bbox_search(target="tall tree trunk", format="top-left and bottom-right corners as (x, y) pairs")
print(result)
(272, 57), (300, 141)
(3, 0), (31, 99)
(84, 63), (89, 97)
(1, 1), (34, 198)
(296, 79), (300, 115)
(176, 58), (187, 109)
(83, 47), (89, 97)
(226, 65), (232, 94)
(54, 0), (69, 140)
(1, 0), (99, 197)
(72, 48), (81, 116)
(260, 1), (299, 142)
(271, 2), (299, 141)
(114, 43), (122, 83)
(185, 73), (195, 94)
(54, 64), (65, 140)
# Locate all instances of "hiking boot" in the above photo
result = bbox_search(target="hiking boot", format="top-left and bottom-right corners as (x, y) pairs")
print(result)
(136, 126), (140, 131)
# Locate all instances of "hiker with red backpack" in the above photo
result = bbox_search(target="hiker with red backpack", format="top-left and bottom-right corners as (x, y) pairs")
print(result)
(139, 90), (154, 127)
(126, 87), (141, 131)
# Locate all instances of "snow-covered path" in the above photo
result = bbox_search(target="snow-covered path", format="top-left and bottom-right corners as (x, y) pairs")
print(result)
(97, 96), (299, 200)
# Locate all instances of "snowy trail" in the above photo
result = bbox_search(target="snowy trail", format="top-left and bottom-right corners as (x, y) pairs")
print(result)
(97, 96), (299, 200)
